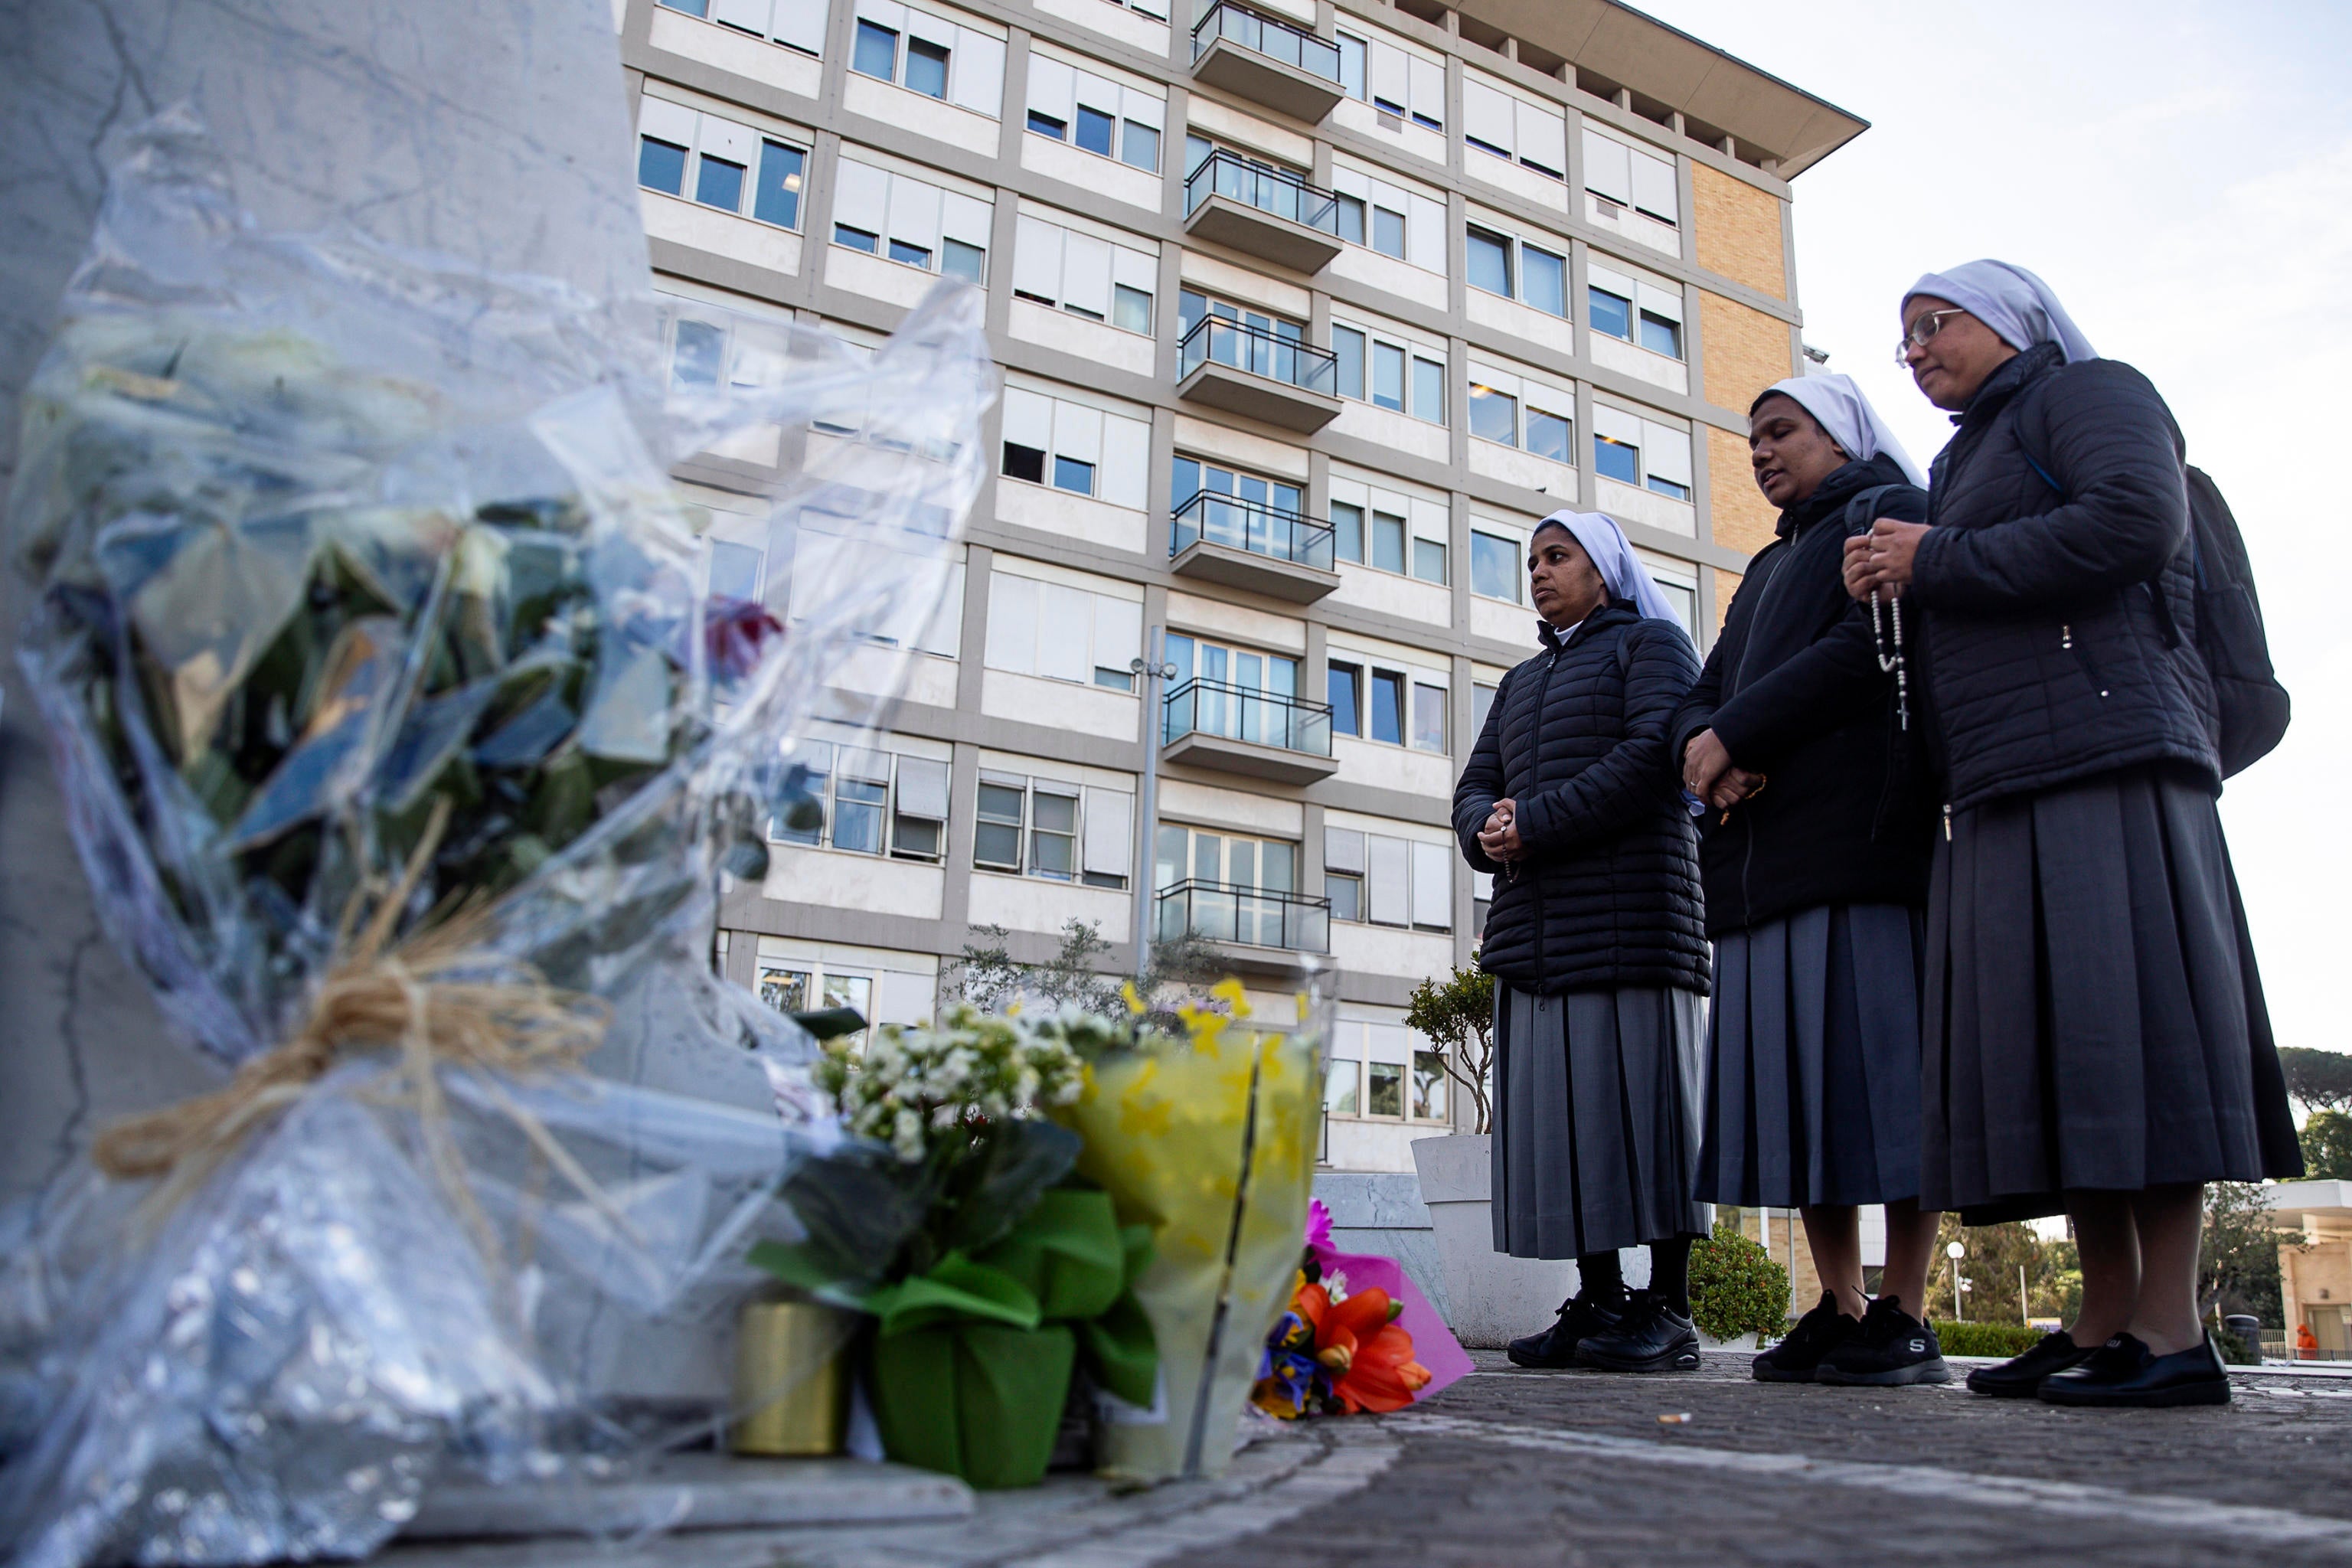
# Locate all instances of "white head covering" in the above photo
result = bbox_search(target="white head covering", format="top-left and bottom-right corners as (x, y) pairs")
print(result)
(1531, 511), (1687, 638)
(1754, 373), (1926, 488)
(1903, 260), (2097, 364)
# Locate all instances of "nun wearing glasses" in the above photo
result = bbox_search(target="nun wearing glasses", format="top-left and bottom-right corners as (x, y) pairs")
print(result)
(1846, 261), (2300, 1408)
(1669, 374), (1947, 1388)
(1454, 511), (1710, 1375)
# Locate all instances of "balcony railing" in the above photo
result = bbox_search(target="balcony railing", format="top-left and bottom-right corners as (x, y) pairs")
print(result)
(1165, 676), (1333, 757)
(1184, 150), (1339, 235)
(1177, 317), (1338, 397)
(1156, 878), (1331, 953)
(1171, 488), (1334, 572)
(1191, 0), (1342, 83)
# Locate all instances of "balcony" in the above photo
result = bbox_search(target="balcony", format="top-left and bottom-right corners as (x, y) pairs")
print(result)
(1190, 1), (1346, 124)
(1183, 152), (1344, 275)
(1162, 677), (1338, 786)
(1169, 489), (1338, 603)
(1175, 317), (1341, 433)
(1156, 878), (1331, 966)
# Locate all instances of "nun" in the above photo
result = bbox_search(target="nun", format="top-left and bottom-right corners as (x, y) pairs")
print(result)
(1846, 260), (2301, 1407)
(1669, 374), (1947, 1387)
(1453, 511), (1711, 1374)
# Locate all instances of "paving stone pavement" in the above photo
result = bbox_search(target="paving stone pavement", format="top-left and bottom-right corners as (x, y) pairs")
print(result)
(390, 1351), (2352, 1568)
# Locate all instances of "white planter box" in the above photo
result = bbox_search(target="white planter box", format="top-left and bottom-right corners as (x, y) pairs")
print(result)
(1411, 1134), (1579, 1349)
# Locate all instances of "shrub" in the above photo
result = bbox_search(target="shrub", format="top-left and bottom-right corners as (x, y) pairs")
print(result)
(1931, 1320), (2046, 1359)
(1689, 1219), (1790, 1340)
(2213, 1325), (2259, 1365)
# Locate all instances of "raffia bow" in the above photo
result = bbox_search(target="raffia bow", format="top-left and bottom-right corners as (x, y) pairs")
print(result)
(91, 800), (624, 1263)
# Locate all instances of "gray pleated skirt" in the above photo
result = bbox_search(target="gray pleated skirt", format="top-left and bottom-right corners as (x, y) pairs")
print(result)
(1491, 984), (1711, 1258)
(1925, 765), (2303, 1222)
(1698, 903), (1926, 1210)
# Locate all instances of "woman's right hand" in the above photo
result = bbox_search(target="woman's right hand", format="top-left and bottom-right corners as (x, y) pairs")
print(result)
(1682, 729), (1733, 799)
(1841, 534), (1877, 601)
(1710, 767), (1766, 812)
(1478, 799), (1521, 862)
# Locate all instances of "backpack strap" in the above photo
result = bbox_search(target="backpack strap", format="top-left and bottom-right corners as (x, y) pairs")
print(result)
(1841, 482), (1905, 536)
(2015, 383), (2187, 647)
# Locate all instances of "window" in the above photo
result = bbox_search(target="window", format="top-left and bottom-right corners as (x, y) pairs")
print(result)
(1465, 226), (1511, 297)
(1332, 317), (1444, 424)
(1637, 549), (1700, 642)
(1527, 409), (1571, 464)
(1524, 246), (1565, 317)
(663, 0), (831, 56)
(1368, 1062), (1403, 1116)
(1467, 364), (1575, 465)
(1413, 681), (1446, 753)
(638, 98), (811, 232)
(997, 384), (1151, 509)
(1153, 824), (1297, 895)
(1025, 54), (1164, 172)
(1168, 457), (1306, 556)
(1412, 355), (1444, 424)
(1413, 534), (1446, 584)
(1591, 406), (1695, 502)
(905, 35), (949, 96)
(1472, 681), (1497, 735)
(1370, 670), (1403, 744)
(1583, 126), (1680, 227)
(845, 2), (1004, 114)
(1164, 635), (1305, 749)
(830, 158), (992, 282)
(671, 318), (724, 390)
(1325, 1047), (1361, 1113)
(854, 18), (898, 77)
(769, 739), (950, 861)
(1330, 475), (1445, 581)
(1328, 660), (1361, 737)
(976, 773), (1135, 887)
(1338, 28), (1443, 132)
(1370, 340), (1403, 410)
(1011, 215), (1156, 335)
(1329, 165), (1446, 274)
(710, 538), (763, 600)
(1337, 31), (1367, 100)
(1329, 501), (1363, 564)
(1589, 260), (1685, 361)
(1471, 530), (1519, 603)
(1461, 73), (1567, 180)
(983, 565), (1145, 691)
(1467, 222), (1568, 319)
(1412, 1051), (1446, 1120)
(1468, 382), (1517, 446)
(1371, 511), (1406, 573)
(1325, 828), (1452, 930)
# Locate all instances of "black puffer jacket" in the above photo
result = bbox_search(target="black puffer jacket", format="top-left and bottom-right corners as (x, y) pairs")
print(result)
(1455, 600), (1708, 996)
(1668, 453), (1933, 936)
(1911, 342), (2219, 812)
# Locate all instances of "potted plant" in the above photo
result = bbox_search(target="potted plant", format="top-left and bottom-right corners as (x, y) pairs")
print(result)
(1403, 965), (1579, 1348)
(1688, 1218), (1792, 1350)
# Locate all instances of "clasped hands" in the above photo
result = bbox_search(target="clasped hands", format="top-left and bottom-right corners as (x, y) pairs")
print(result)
(1477, 799), (1523, 864)
(1841, 518), (1930, 601)
(1682, 729), (1763, 813)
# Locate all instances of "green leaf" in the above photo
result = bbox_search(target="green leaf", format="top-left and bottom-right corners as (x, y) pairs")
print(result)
(744, 1240), (877, 1312)
(977, 1187), (1125, 1323)
(1077, 1289), (1158, 1409)
(866, 1253), (1041, 1338)
(936, 1118), (1082, 1259)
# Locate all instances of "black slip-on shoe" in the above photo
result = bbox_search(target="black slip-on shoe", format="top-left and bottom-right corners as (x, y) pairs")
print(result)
(1753, 1291), (1859, 1384)
(2037, 1333), (2231, 1409)
(1965, 1330), (2092, 1398)
(1575, 1289), (1701, 1374)
(1814, 1295), (1950, 1387)
(1507, 1290), (1626, 1369)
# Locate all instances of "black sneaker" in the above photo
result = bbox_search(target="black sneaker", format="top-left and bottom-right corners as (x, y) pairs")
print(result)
(2037, 1332), (2230, 1409)
(1965, 1330), (2092, 1398)
(1814, 1295), (1950, 1386)
(1753, 1291), (1859, 1383)
(1507, 1289), (1626, 1369)
(1574, 1289), (1700, 1374)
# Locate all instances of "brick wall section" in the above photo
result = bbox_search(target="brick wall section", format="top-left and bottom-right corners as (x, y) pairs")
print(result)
(1707, 425), (1775, 560)
(1700, 289), (1797, 419)
(1692, 162), (1786, 299)
(1713, 566), (1742, 629)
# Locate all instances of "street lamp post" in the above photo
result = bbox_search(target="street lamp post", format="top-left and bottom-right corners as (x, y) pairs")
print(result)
(1129, 629), (1180, 982)
(1947, 1240), (1966, 1324)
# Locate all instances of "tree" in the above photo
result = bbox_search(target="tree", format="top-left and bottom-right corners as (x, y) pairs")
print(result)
(1403, 964), (1495, 1134)
(2201, 1180), (2285, 1328)
(2279, 1047), (2352, 1115)
(2300, 1110), (2352, 1179)
(943, 919), (1224, 1023)
(1924, 1215), (2048, 1324)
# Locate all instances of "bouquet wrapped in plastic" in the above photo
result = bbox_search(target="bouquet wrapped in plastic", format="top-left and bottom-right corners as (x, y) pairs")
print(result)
(0, 112), (992, 1568)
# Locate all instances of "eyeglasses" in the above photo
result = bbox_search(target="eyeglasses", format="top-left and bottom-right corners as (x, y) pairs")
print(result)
(1893, 307), (1971, 365)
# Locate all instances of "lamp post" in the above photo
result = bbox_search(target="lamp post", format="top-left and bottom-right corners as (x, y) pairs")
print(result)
(1947, 1240), (1966, 1324)
(1129, 629), (1179, 982)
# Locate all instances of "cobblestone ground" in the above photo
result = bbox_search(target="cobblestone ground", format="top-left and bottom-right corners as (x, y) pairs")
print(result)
(392, 1354), (2352, 1568)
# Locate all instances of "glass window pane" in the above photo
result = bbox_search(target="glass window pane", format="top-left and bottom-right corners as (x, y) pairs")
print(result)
(835, 224), (878, 252)
(835, 779), (886, 854)
(1412, 1051), (1446, 1119)
(1471, 532), (1517, 602)
(1589, 286), (1632, 341)
(1640, 311), (1683, 359)
(1527, 410), (1571, 464)
(1367, 1062), (1403, 1117)
(1053, 456), (1096, 495)
(1335, 193), (1365, 245)
(1468, 384), (1517, 445)
(659, 0), (710, 14)
(975, 823), (1021, 867)
(1326, 1054), (1361, 1114)
(694, 155), (745, 211)
(942, 238), (985, 283)
(1648, 475), (1691, 501)
(1330, 501), (1364, 563)
(1371, 511), (1405, 574)
(638, 136), (688, 195)
(671, 318), (724, 389)
(1113, 283), (1152, 334)
(1371, 670), (1404, 744)
(1033, 792), (1076, 833)
(753, 141), (805, 227)
(1327, 662), (1360, 734)
(1473, 682), (1497, 734)
(1466, 227), (1511, 297)
(1338, 33), (1367, 99)
(1185, 132), (1213, 175)
(1413, 358), (1444, 425)
(1594, 434), (1640, 484)
(710, 539), (763, 600)
(759, 965), (810, 1012)
(1003, 441), (1046, 483)
(893, 814), (942, 858)
(1371, 342), (1404, 410)
(1413, 537), (1446, 584)
(1328, 874), (1361, 923)
(1523, 247), (1565, 316)
(1332, 325), (1364, 400)
(1178, 289), (1207, 335)
(888, 239), (933, 269)
(1155, 822), (1186, 887)
(853, 19), (898, 80)
(1122, 120), (1159, 171)
(1027, 109), (1067, 139)
(1076, 105), (1115, 157)
(905, 37), (948, 98)
(1372, 205), (1405, 259)
(1413, 682), (1446, 752)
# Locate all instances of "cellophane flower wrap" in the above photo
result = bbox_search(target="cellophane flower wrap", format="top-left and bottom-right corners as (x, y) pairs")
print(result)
(0, 113), (993, 1568)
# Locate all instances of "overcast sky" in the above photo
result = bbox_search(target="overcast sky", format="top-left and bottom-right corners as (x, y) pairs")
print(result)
(1634, 0), (2352, 1063)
